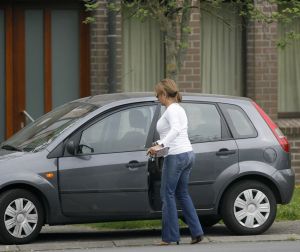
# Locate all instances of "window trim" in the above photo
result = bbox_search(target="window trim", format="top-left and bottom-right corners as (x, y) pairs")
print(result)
(278, 112), (300, 119)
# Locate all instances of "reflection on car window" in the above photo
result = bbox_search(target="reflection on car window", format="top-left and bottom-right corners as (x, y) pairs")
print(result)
(220, 103), (257, 139)
(181, 103), (222, 143)
(79, 105), (156, 154)
(2, 102), (97, 152)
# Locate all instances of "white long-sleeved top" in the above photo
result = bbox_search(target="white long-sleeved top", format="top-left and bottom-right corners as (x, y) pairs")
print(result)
(156, 103), (192, 155)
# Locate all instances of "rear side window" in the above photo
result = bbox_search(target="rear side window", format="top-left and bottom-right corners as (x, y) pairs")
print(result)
(220, 103), (257, 139)
(181, 103), (223, 143)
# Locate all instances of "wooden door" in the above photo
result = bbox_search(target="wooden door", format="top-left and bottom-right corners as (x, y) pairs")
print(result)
(0, 1), (90, 141)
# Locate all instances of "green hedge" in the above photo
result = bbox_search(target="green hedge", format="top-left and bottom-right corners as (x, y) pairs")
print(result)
(276, 187), (300, 221)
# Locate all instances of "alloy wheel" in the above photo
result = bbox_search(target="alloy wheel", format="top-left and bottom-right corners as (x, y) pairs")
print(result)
(233, 189), (270, 229)
(4, 198), (38, 238)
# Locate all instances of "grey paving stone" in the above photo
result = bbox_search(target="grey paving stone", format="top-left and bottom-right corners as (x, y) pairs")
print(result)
(0, 245), (19, 252)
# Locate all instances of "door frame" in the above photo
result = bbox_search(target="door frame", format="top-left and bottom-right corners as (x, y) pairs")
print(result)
(2, 1), (90, 137)
(1, 5), (14, 138)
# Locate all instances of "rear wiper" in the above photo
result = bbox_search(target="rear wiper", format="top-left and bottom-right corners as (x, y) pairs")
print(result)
(1, 145), (23, 152)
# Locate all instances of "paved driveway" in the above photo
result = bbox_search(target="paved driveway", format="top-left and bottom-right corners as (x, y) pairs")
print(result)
(1, 221), (300, 251)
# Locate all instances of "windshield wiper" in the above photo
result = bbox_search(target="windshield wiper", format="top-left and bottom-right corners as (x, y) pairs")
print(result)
(1, 145), (23, 152)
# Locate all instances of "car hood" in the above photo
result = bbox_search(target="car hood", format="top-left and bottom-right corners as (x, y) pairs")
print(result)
(0, 149), (28, 162)
(0, 149), (50, 175)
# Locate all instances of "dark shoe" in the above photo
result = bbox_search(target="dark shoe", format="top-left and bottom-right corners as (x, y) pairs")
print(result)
(190, 235), (204, 244)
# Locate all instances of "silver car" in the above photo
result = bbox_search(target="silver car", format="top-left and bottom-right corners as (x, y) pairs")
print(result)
(0, 93), (295, 244)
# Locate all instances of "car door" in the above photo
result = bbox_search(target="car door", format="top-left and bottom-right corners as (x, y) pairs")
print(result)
(58, 104), (157, 217)
(181, 102), (239, 210)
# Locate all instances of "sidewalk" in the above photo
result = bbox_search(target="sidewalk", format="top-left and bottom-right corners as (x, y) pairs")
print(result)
(1, 221), (300, 251)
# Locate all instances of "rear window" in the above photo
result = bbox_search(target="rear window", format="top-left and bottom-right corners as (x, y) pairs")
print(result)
(220, 103), (257, 139)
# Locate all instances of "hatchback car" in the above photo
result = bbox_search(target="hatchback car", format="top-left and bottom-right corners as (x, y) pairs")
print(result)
(0, 93), (295, 244)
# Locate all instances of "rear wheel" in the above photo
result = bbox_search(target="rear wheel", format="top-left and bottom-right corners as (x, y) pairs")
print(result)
(0, 189), (44, 244)
(221, 180), (276, 235)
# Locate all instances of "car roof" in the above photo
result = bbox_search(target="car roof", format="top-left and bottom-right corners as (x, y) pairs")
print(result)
(78, 92), (252, 107)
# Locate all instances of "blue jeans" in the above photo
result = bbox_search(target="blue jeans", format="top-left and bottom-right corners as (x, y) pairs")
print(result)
(160, 151), (204, 242)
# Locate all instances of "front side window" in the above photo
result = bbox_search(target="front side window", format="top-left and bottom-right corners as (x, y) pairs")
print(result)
(181, 103), (222, 143)
(79, 105), (156, 154)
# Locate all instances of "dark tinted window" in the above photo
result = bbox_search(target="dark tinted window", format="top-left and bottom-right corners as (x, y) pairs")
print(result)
(79, 105), (156, 154)
(181, 103), (222, 143)
(220, 103), (257, 139)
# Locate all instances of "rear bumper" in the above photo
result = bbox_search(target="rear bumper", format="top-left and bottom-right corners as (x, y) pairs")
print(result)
(273, 168), (295, 204)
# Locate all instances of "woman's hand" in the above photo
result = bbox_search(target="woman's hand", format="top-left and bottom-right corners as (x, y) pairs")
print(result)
(147, 144), (162, 156)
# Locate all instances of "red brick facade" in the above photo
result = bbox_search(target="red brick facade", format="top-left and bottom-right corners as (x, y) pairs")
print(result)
(90, 1), (299, 184)
(277, 119), (300, 184)
(90, 0), (123, 95)
(177, 0), (201, 93)
(90, 0), (201, 94)
(246, 2), (278, 120)
(90, 2), (109, 95)
(290, 136), (300, 184)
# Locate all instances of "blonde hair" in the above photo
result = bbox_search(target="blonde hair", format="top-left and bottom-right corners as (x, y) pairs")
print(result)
(155, 79), (182, 102)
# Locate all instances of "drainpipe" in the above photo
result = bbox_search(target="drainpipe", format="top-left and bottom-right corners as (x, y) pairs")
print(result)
(107, 0), (117, 93)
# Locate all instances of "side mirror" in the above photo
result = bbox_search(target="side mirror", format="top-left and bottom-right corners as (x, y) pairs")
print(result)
(66, 140), (77, 155)
(78, 144), (94, 154)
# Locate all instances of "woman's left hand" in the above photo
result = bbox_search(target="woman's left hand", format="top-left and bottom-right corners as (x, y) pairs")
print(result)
(147, 145), (162, 156)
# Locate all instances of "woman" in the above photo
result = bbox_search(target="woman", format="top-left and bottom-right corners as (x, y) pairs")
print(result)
(147, 79), (204, 245)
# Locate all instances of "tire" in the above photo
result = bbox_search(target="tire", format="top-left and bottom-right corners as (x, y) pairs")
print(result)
(199, 215), (221, 228)
(0, 189), (44, 244)
(221, 180), (276, 235)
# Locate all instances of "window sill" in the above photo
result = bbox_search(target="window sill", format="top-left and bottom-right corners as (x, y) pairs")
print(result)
(276, 118), (300, 136)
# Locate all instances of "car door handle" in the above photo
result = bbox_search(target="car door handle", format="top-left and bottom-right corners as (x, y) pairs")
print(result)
(126, 161), (146, 170)
(216, 148), (236, 156)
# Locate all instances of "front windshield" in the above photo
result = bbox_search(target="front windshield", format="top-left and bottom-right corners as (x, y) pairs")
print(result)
(1, 102), (97, 152)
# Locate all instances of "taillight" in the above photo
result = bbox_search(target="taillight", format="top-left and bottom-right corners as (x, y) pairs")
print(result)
(252, 102), (290, 153)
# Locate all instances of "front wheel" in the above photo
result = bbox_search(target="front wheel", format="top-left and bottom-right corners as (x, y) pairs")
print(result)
(221, 180), (276, 235)
(0, 189), (44, 244)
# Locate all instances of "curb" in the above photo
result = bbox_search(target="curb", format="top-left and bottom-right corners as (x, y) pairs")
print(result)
(1, 235), (300, 252)
(1, 221), (300, 251)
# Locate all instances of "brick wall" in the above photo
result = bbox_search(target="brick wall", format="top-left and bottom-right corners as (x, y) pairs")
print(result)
(177, 0), (201, 93)
(277, 119), (300, 185)
(90, 0), (122, 95)
(247, 1), (300, 185)
(290, 136), (300, 185)
(90, 0), (201, 94)
(246, 0), (278, 120)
